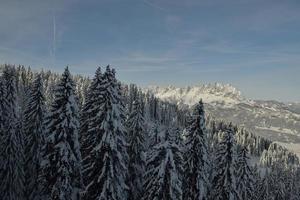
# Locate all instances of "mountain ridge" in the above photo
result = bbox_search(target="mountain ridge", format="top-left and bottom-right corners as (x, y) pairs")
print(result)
(145, 83), (300, 157)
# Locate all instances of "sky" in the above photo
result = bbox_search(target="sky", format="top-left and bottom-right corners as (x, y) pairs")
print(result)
(0, 0), (300, 102)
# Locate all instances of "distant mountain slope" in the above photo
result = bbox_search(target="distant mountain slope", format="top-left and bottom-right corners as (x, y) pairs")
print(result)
(146, 83), (300, 156)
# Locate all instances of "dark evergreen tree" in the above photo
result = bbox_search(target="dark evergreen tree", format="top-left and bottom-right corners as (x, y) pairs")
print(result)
(127, 84), (138, 114)
(80, 66), (104, 187)
(147, 122), (160, 148)
(126, 100), (146, 200)
(79, 67), (102, 148)
(137, 89), (146, 117)
(254, 170), (271, 200)
(0, 66), (25, 200)
(269, 164), (286, 200)
(0, 73), (6, 128)
(40, 67), (83, 200)
(183, 100), (209, 200)
(142, 128), (183, 200)
(82, 66), (128, 200)
(210, 124), (239, 200)
(251, 164), (261, 196)
(290, 167), (300, 200)
(23, 74), (46, 200)
(0, 76), (6, 171)
(236, 147), (254, 200)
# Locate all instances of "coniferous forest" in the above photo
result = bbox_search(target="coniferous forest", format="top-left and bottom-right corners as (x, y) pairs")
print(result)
(1, 64), (300, 200)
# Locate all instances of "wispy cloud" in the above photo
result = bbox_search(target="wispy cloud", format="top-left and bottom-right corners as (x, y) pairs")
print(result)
(142, 0), (167, 11)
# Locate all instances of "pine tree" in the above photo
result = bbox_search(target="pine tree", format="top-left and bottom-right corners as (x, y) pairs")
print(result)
(236, 147), (254, 200)
(23, 74), (46, 200)
(183, 100), (209, 200)
(142, 128), (183, 200)
(126, 100), (146, 200)
(210, 124), (239, 200)
(40, 67), (83, 200)
(0, 66), (25, 200)
(82, 66), (128, 200)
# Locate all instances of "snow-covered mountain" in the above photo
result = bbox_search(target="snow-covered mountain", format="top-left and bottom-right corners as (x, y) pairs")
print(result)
(146, 83), (300, 156)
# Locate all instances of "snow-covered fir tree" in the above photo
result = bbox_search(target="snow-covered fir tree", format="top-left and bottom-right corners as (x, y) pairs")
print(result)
(236, 147), (255, 200)
(269, 164), (286, 200)
(183, 100), (209, 200)
(147, 122), (160, 149)
(254, 169), (271, 200)
(0, 66), (25, 200)
(79, 67), (102, 146)
(0, 73), (6, 125)
(290, 167), (300, 200)
(0, 75), (6, 171)
(210, 124), (239, 200)
(126, 100), (146, 200)
(127, 99), (146, 200)
(142, 127), (183, 200)
(23, 74), (46, 200)
(17, 65), (32, 125)
(80, 67), (104, 185)
(81, 66), (128, 200)
(127, 84), (139, 114)
(40, 67), (83, 200)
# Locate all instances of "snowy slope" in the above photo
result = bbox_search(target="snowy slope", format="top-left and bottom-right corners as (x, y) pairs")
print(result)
(146, 83), (300, 157)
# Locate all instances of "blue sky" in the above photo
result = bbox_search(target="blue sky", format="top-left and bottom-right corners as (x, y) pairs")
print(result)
(0, 0), (300, 101)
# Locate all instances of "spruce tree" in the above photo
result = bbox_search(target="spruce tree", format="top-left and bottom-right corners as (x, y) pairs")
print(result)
(126, 100), (146, 200)
(183, 100), (209, 200)
(236, 147), (254, 200)
(23, 74), (46, 200)
(210, 124), (239, 200)
(40, 67), (83, 200)
(142, 128), (183, 200)
(0, 66), (25, 200)
(82, 66), (128, 200)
